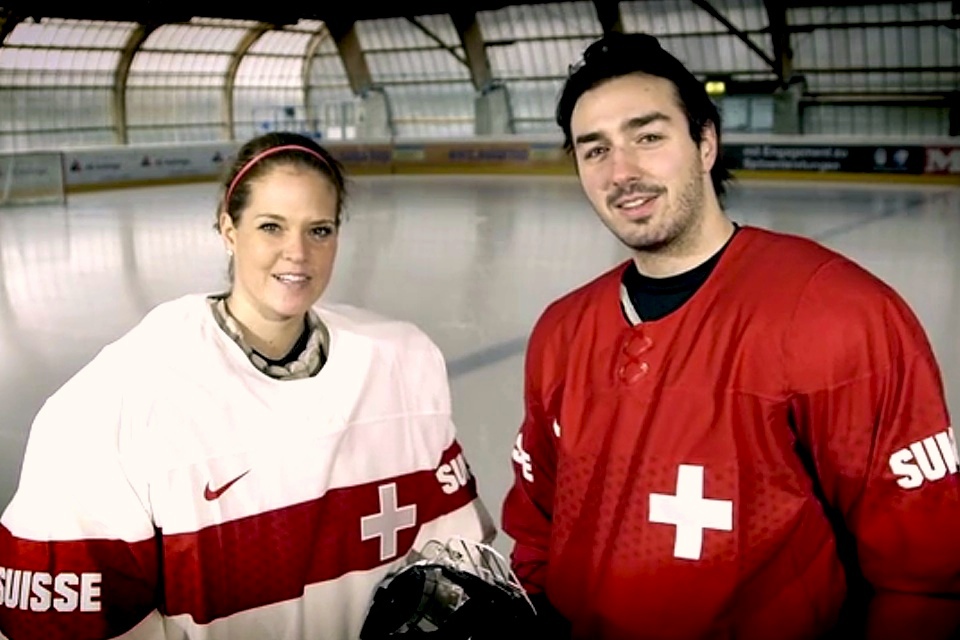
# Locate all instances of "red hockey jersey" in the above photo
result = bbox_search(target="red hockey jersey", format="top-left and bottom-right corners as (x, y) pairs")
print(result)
(502, 226), (960, 639)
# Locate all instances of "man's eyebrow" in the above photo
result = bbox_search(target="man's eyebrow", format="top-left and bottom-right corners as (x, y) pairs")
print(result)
(624, 112), (671, 130)
(574, 131), (605, 146)
(574, 112), (671, 146)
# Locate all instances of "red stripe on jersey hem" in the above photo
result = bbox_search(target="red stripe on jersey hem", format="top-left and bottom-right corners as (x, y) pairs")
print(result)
(0, 442), (479, 637)
(161, 440), (478, 624)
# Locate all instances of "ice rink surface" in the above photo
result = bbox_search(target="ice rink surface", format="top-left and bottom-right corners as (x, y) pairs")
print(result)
(0, 174), (956, 555)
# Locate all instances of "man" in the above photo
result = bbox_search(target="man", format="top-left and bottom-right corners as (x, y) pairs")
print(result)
(501, 32), (960, 640)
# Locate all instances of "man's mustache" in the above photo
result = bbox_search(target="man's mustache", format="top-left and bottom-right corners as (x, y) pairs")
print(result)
(607, 182), (666, 207)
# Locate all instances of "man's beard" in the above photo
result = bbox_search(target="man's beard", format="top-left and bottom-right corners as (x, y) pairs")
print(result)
(606, 166), (706, 255)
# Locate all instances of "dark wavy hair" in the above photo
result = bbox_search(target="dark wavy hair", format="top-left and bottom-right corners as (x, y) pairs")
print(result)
(557, 32), (732, 201)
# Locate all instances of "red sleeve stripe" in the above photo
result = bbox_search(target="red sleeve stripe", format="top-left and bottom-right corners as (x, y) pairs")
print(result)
(0, 530), (159, 640)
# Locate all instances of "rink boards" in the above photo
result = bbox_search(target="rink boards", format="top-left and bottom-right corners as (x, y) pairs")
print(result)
(34, 135), (960, 193)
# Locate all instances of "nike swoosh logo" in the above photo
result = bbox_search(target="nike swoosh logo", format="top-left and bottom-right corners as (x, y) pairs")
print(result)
(204, 470), (250, 501)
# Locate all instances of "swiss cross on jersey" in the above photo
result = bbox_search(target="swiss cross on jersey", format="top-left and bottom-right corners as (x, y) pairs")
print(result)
(358, 449), (480, 563)
(361, 483), (417, 561)
(650, 465), (733, 560)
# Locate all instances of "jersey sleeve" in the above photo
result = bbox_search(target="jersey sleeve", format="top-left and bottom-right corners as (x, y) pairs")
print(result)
(405, 328), (497, 549)
(0, 352), (161, 640)
(501, 313), (564, 595)
(785, 258), (960, 608)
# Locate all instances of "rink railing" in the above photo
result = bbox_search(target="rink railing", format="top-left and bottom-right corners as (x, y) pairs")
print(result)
(45, 134), (960, 193)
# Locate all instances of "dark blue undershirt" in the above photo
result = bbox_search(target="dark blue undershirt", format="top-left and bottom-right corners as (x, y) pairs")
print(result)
(622, 224), (740, 322)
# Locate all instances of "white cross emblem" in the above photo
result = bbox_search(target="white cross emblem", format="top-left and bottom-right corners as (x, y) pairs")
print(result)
(649, 464), (733, 560)
(361, 483), (417, 561)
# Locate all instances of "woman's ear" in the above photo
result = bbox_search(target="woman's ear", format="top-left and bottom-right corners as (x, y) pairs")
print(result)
(219, 211), (237, 253)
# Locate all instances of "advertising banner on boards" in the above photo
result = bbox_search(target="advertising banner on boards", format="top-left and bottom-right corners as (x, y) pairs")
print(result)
(63, 144), (238, 187)
(724, 143), (960, 176)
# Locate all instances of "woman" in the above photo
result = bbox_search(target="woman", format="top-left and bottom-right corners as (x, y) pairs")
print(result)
(0, 132), (495, 640)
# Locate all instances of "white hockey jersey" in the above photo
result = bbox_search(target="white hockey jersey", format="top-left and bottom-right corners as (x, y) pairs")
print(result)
(0, 293), (495, 640)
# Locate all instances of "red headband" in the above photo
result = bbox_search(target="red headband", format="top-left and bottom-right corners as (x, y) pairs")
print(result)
(224, 144), (332, 209)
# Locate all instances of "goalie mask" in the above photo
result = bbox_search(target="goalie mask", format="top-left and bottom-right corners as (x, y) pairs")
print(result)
(360, 537), (537, 639)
